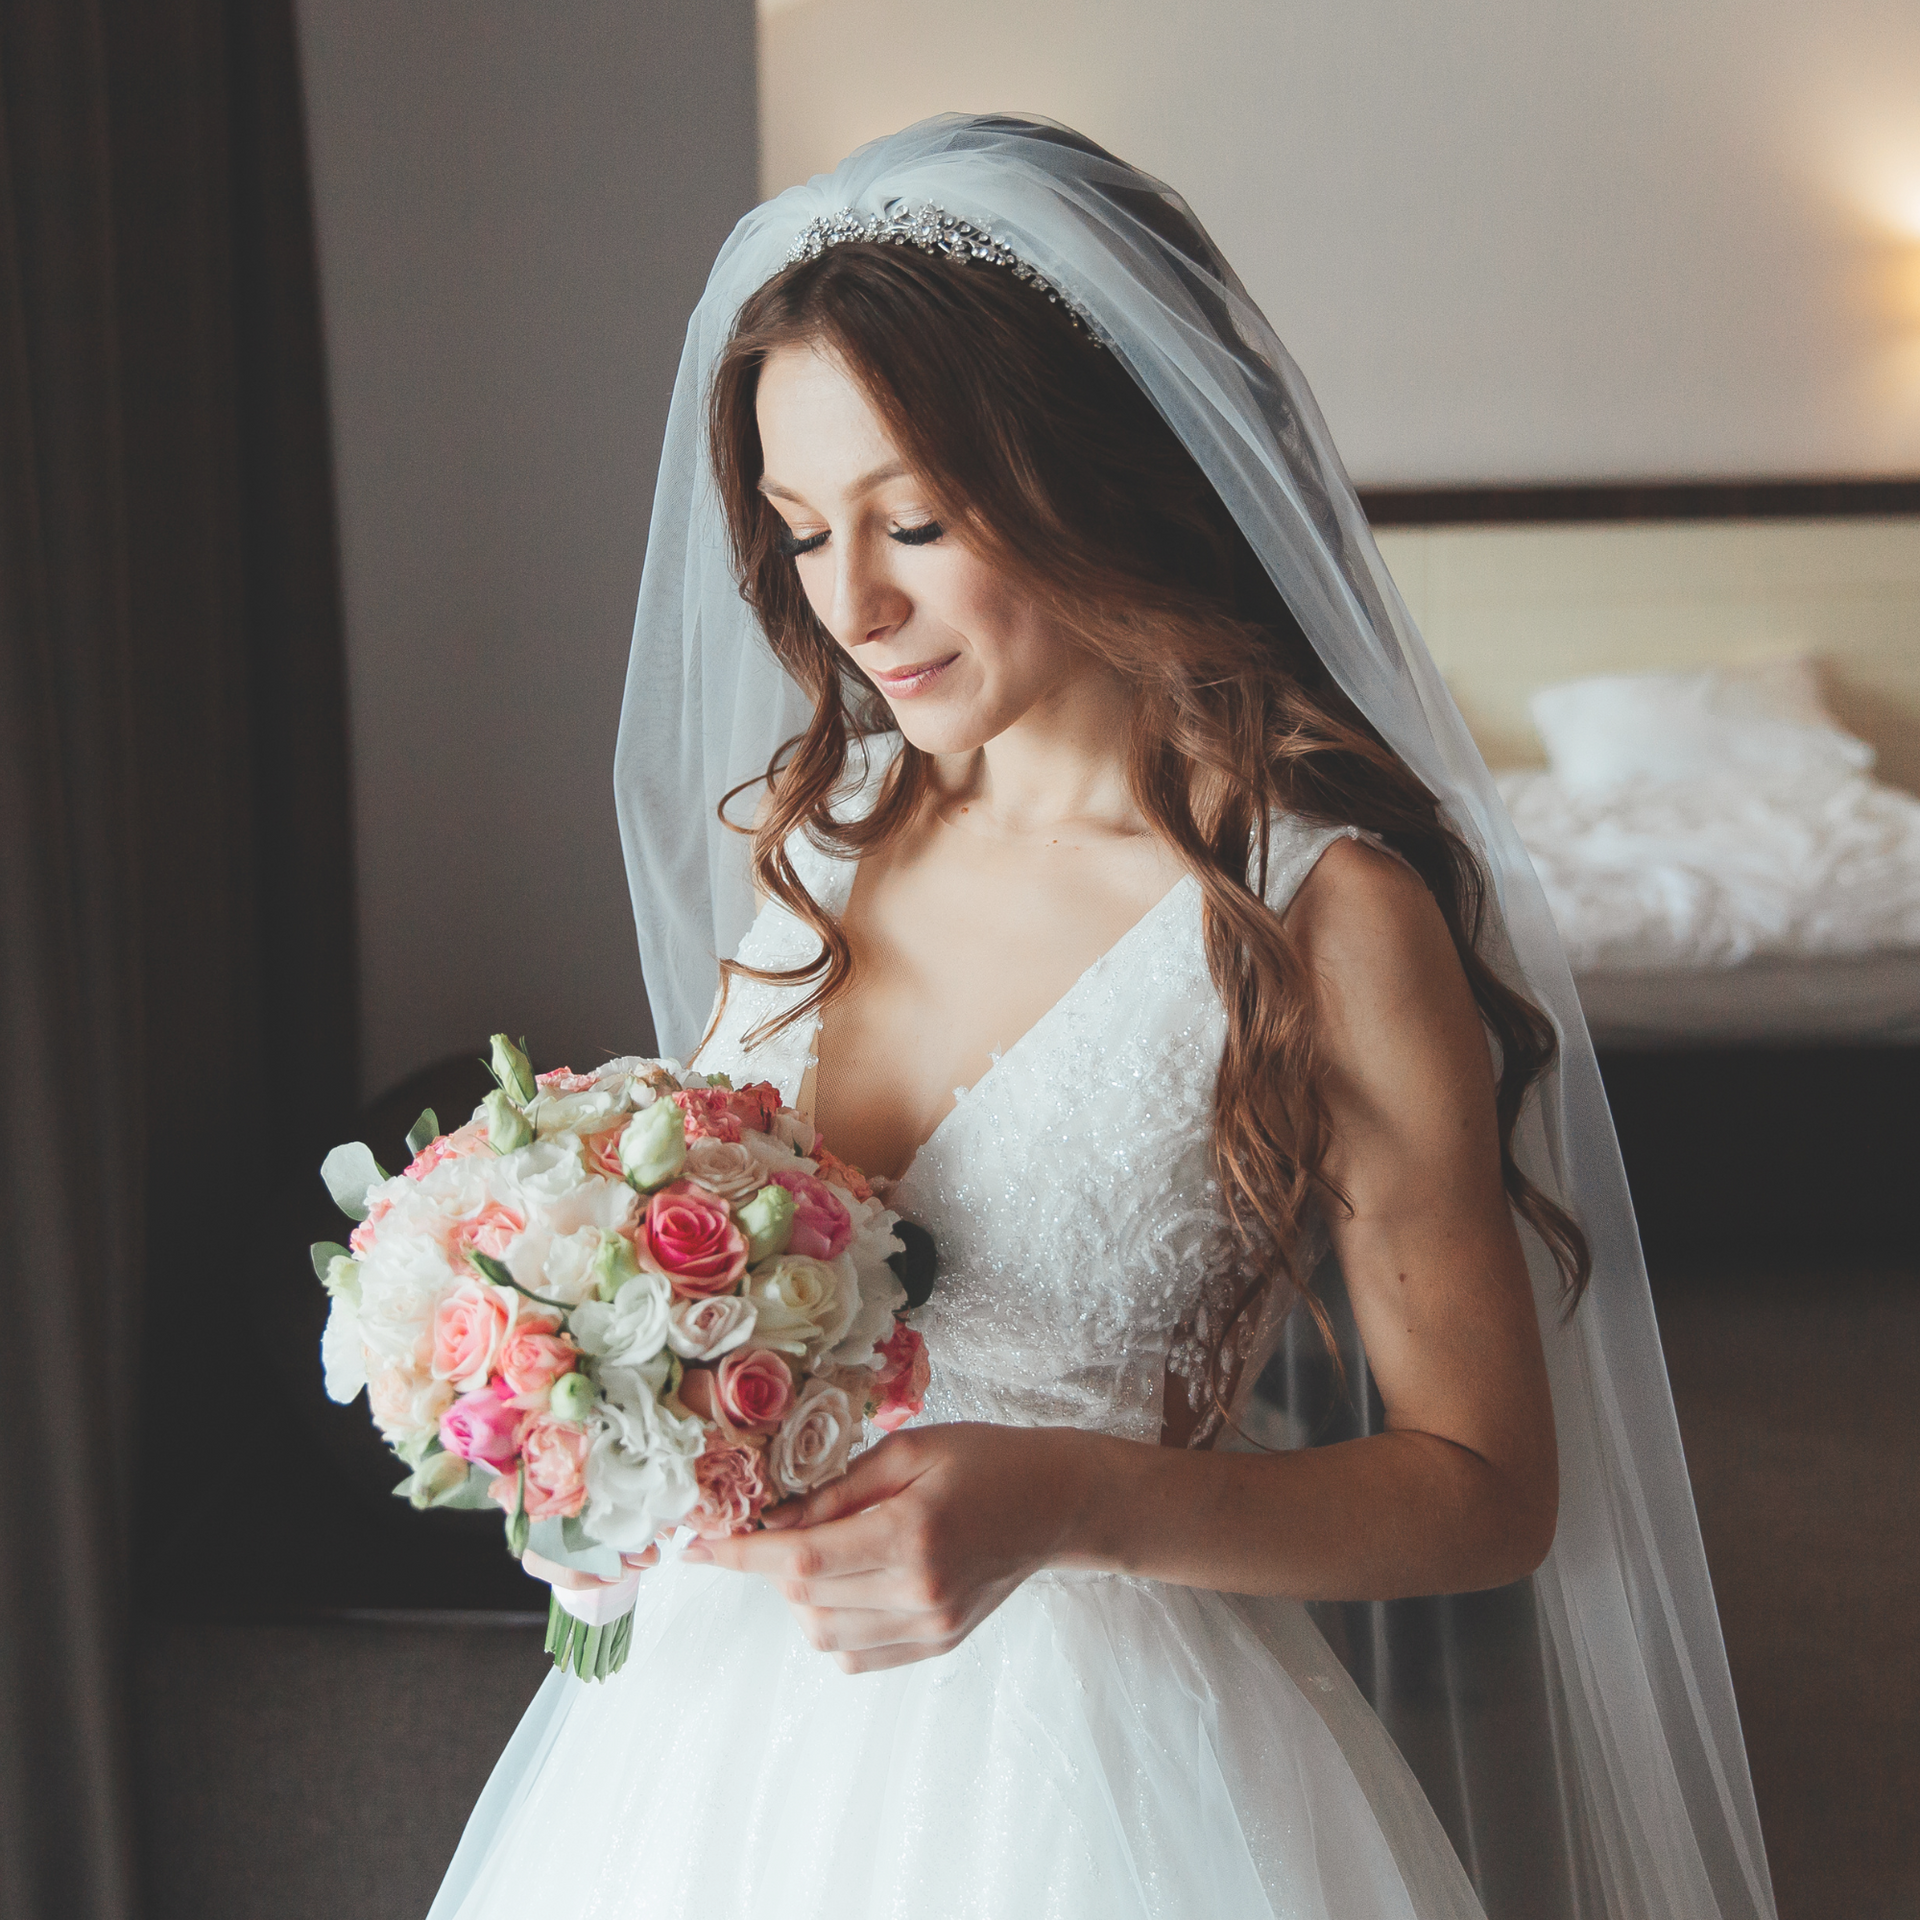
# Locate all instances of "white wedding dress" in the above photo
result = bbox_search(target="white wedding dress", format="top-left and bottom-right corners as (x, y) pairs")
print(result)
(429, 772), (1486, 1920)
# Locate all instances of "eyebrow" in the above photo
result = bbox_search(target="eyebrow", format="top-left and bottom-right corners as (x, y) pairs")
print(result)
(756, 459), (911, 505)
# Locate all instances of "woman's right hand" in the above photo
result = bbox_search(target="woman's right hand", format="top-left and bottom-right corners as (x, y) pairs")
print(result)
(521, 1543), (659, 1590)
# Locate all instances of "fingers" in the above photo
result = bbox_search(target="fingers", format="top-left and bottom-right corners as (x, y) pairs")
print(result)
(619, 1544), (661, 1570)
(688, 1506), (900, 1583)
(790, 1602), (968, 1659)
(760, 1433), (925, 1531)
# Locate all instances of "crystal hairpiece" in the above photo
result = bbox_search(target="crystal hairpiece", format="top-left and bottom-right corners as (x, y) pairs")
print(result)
(785, 202), (1095, 334)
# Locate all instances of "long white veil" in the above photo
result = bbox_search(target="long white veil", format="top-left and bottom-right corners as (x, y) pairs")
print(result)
(614, 113), (1776, 1920)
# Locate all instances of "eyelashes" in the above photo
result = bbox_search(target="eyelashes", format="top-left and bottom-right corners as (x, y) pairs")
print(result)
(771, 520), (945, 558)
(889, 520), (944, 547)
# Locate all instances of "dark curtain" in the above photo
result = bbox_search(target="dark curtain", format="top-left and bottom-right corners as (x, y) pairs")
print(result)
(0, 0), (355, 1913)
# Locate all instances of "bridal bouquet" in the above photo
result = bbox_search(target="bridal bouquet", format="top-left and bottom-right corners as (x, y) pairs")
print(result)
(312, 1036), (929, 1681)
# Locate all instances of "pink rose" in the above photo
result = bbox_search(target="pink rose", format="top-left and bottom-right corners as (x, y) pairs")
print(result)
(580, 1122), (627, 1179)
(638, 1181), (747, 1298)
(670, 1086), (743, 1143)
(431, 1281), (513, 1387)
(536, 1067), (597, 1093)
(688, 1433), (769, 1537)
(871, 1321), (930, 1434)
(677, 1354), (788, 1442)
(714, 1346), (794, 1433)
(448, 1199), (524, 1268)
(725, 1081), (783, 1134)
(511, 1411), (591, 1519)
(404, 1119), (489, 1181)
(496, 1313), (576, 1409)
(439, 1380), (522, 1471)
(767, 1168), (852, 1261)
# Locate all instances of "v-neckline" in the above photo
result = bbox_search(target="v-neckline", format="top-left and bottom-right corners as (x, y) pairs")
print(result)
(801, 863), (1199, 1185)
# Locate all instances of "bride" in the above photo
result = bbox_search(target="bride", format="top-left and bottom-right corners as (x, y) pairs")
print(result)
(427, 117), (1776, 1920)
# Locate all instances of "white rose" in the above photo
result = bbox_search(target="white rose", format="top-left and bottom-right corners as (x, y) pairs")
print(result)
(527, 1226), (603, 1307)
(746, 1255), (858, 1358)
(320, 1293), (366, 1403)
(500, 1182), (635, 1296)
(665, 1293), (758, 1361)
(355, 1232), (455, 1371)
(825, 1254), (907, 1370)
(768, 1378), (857, 1496)
(768, 1109), (817, 1154)
(368, 1365), (454, 1446)
(570, 1269), (672, 1368)
(682, 1137), (769, 1207)
(583, 1398), (702, 1550)
(742, 1127), (808, 1177)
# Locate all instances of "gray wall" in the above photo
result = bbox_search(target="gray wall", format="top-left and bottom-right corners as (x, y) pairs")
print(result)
(297, 1), (758, 1100)
(762, 0), (1920, 486)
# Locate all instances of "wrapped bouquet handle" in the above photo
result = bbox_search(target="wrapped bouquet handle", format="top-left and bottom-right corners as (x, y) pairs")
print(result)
(313, 1034), (930, 1680)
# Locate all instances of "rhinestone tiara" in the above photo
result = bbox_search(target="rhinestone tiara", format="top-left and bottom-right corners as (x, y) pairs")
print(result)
(784, 202), (1094, 333)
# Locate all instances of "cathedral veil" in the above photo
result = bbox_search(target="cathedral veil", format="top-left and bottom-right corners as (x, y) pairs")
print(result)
(614, 113), (1776, 1920)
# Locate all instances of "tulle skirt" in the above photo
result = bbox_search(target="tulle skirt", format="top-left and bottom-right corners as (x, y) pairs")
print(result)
(428, 1561), (1485, 1920)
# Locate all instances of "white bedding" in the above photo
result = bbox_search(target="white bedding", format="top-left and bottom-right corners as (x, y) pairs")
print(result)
(1497, 767), (1920, 976)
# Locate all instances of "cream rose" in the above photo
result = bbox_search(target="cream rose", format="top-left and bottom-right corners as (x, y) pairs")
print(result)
(768, 1377), (857, 1496)
(745, 1255), (858, 1358)
(666, 1293), (758, 1361)
(682, 1137), (769, 1207)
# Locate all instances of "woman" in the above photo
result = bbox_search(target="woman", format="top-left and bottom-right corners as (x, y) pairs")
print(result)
(428, 117), (1775, 1920)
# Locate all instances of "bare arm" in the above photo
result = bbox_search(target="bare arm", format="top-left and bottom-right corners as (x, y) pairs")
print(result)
(690, 840), (1560, 1666)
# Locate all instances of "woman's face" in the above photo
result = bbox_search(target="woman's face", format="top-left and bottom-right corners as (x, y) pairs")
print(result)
(753, 342), (1086, 757)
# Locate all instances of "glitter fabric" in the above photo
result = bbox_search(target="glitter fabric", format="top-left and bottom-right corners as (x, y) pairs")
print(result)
(428, 751), (1486, 1920)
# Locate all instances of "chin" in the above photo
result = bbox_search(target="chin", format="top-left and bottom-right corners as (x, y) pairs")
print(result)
(883, 696), (1003, 758)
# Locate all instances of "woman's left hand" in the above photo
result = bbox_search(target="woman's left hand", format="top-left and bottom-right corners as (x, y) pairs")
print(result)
(683, 1423), (1093, 1673)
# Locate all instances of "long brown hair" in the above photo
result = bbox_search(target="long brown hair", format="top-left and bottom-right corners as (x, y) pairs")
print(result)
(705, 238), (1589, 1420)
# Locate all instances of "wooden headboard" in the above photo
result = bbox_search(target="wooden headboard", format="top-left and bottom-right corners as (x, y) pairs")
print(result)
(1359, 479), (1920, 796)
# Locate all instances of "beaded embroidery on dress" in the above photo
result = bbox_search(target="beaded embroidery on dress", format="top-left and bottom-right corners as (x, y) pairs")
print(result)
(426, 750), (1487, 1920)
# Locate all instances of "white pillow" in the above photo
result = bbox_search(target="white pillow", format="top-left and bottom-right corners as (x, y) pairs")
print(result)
(1529, 657), (1874, 795)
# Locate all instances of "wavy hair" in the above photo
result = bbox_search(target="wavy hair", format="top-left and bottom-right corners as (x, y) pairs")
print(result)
(705, 238), (1588, 1428)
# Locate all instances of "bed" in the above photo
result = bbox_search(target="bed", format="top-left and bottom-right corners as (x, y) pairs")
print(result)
(1368, 491), (1920, 1260)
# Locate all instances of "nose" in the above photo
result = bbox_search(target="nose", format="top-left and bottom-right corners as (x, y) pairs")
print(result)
(820, 534), (910, 653)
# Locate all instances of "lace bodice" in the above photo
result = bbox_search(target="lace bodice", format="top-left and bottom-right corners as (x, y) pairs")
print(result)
(697, 757), (1355, 1444)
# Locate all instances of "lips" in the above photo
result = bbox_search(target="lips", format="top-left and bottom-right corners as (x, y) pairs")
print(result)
(871, 652), (959, 697)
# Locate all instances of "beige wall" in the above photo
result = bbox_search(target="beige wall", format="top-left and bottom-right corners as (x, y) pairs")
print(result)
(298, 1), (758, 1099)
(1375, 517), (1920, 794)
(761, 0), (1920, 487)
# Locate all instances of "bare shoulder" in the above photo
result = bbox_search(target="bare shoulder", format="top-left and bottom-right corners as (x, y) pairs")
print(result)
(1281, 834), (1492, 1113)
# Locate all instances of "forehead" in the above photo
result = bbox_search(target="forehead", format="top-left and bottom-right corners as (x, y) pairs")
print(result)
(755, 343), (903, 488)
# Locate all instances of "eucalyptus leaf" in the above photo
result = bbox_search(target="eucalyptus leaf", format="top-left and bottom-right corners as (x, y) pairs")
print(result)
(309, 1240), (351, 1282)
(529, 1515), (621, 1580)
(405, 1108), (440, 1158)
(320, 1141), (388, 1222)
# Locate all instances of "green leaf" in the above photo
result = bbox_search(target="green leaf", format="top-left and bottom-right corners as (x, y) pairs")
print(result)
(320, 1142), (388, 1222)
(505, 1465), (530, 1559)
(309, 1240), (351, 1282)
(405, 1108), (440, 1158)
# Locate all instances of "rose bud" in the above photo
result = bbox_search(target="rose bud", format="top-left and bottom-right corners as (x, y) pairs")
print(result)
(487, 1032), (538, 1105)
(482, 1089), (533, 1155)
(619, 1100), (687, 1192)
(735, 1183), (795, 1265)
(548, 1372), (597, 1423)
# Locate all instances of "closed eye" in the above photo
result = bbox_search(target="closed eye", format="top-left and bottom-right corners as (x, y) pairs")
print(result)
(889, 520), (944, 547)
(774, 526), (829, 558)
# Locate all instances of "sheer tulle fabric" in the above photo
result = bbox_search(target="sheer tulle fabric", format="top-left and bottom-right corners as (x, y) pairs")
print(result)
(432, 1564), (1485, 1920)
(604, 115), (1773, 1919)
